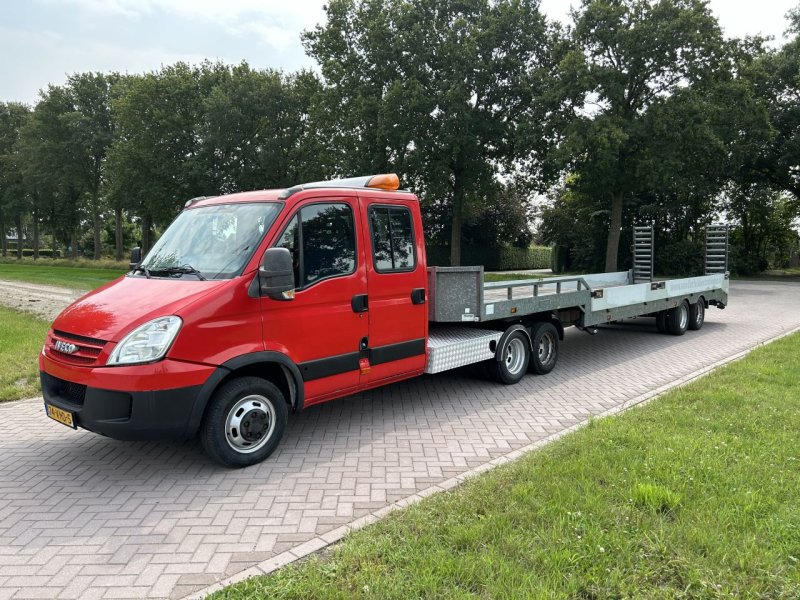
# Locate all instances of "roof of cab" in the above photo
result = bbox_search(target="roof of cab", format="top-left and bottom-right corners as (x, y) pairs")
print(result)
(187, 173), (415, 209)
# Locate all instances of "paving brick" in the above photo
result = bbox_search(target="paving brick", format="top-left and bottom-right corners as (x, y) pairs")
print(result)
(1, 281), (797, 599)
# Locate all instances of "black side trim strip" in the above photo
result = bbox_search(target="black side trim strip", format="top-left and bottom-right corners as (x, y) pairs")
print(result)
(299, 352), (361, 382)
(370, 338), (426, 366)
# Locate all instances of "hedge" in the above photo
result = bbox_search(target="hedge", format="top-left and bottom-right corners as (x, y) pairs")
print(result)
(427, 244), (551, 270)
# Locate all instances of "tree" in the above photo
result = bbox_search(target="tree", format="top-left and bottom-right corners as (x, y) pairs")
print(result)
(108, 64), (218, 252)
(304, 0), (558, 265)
(740, 8), (800, 202)
(0, 103), (31, 258)
(560, 0), (727, 271)
(66, 73), (115, 259)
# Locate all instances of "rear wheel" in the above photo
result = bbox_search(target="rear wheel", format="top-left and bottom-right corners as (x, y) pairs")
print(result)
(201, 376), (288, 468)
(488, 330), (530, 385)
(528, 322), (559, 375)
(656, 311), (667, 333)
(688, 299), (705, 331)
(666, 301), (689, 336)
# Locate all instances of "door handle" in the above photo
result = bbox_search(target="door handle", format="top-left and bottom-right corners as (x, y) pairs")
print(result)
(351, 294), (369, 313)
(411, 288), (426, 305)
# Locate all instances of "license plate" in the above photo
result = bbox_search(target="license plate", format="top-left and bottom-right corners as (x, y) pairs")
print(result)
(46, 404), (76, 429)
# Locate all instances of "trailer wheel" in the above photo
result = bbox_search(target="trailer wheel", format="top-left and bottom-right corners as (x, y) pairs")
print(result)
(529, 322), (559, 375)
(201, 376), (288, 468)
(656, 311), (667, 333)
(666, 301), (689, 336)
(688, 299), (705, 331)
(488, 330), (530, 385)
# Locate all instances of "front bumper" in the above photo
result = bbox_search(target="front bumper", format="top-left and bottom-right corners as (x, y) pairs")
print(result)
(39, 352), (216, 440)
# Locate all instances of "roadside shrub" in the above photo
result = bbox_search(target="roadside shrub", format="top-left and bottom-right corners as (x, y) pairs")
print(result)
(0, 256), (128, 270)
(426, 245), (551, 270)
(655, 239), (704, 276)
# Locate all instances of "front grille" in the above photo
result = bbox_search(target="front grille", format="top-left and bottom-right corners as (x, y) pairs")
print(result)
(42, 373), (87, 407)
(53, 330), (107, 346)
(47, 330), (108, 366)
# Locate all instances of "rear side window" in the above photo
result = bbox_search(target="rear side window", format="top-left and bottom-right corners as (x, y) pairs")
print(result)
(275, 203), (356, 288)
(370, 206), (416, 272)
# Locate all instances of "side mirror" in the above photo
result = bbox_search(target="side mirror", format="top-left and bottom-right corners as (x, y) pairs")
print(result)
(260, 247), (295, 300)
(129, 247), (142, 270)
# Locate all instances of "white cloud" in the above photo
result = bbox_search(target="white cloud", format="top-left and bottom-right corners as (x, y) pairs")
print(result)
(48, 0), (326, 48)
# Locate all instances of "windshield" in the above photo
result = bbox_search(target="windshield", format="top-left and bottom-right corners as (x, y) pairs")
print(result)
(140, 202), (282, 280)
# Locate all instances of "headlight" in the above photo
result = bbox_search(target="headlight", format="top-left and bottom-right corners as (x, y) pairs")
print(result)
(107, 316), (182, 366)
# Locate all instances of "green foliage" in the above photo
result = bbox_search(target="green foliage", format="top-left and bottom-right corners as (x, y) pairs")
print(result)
(304, 0), (558, 265)
(0, 306), (49, 402)
(212, 333), (800, 599)
(632, 483), (681, 514)
(427, 244), (550, 270)
(655, 239), (704, 277)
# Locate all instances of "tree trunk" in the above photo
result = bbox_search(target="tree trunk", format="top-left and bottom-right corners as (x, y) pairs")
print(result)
(605, 190), (624, 272)
(15, 214), (23, 259)
(115, 206), (123, 262)
(52, 228), (58, 259)
(142, 214), (152, 254)
(32, 209), (40, 260)
(449, 176), (465, 267)
(92, 192), (102, 260)
(0, 213), (6, 257)
(70, 229), (78, 259)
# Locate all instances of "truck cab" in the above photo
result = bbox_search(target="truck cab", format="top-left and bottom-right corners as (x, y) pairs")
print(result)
(41, 174), (429, 467)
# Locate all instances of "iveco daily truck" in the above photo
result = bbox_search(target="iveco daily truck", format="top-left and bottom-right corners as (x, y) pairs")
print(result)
(40, 174), (729, 467)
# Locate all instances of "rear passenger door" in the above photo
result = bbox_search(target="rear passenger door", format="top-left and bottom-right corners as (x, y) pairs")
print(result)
(263, 198), (369, 403)
(361, 198), (428, 383)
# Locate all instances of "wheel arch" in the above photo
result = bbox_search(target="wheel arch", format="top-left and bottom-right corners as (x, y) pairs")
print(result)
(187, 351), (304, 437)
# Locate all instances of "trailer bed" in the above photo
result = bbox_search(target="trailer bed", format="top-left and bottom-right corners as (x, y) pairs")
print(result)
(427, 267), (729, 328)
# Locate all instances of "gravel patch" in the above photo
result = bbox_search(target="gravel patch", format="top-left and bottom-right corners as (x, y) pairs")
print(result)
(0, 279), (82, 321)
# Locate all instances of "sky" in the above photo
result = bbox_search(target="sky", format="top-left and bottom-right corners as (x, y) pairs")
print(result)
(1, 0), (797, 106)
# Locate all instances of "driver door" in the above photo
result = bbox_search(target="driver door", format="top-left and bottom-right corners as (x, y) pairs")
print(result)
(260, 197), (369, 404)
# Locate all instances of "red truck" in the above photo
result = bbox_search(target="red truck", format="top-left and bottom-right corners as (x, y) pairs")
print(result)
(40, 174), (729, 467)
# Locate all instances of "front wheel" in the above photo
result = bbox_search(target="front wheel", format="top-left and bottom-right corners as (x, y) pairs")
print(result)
(201, 376), (289, 468)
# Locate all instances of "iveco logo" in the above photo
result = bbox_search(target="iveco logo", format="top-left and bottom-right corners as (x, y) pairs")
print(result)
(54, 340), (78, 354)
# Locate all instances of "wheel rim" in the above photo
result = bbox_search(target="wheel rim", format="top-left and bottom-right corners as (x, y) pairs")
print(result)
(695, 302), (704, 327)
(224, 395), (276, 454)
(505, 338), (526, 375)
(679, 303), (689, 330)
(538, 332), (555, 365)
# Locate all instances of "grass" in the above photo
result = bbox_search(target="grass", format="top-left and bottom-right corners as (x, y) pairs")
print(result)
(0, 306), (50, 402)
(213, 332), (800, 599)
(0, 259), (125, 290)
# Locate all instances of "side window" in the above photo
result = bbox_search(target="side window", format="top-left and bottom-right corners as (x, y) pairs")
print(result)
(274, 203), (356, 289)
(370, 206), (416, 272)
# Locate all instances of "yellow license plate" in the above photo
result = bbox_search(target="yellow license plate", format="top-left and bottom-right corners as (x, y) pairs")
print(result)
(46, 404), (76, 429)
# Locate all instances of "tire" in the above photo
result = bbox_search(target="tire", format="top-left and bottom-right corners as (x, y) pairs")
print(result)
(666, 301), (690, 336)
(201, 376), (289, 468)
(688, 299), (705, 331)
(656, 311), (667, 333)
(488, 329), (530, 385)
(528, 322), (559, 375)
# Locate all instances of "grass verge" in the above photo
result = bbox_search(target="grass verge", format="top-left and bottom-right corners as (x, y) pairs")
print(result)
(0, 260), (124, 290)
(213, 332), (800, 599)
(0, 306), (49, 402)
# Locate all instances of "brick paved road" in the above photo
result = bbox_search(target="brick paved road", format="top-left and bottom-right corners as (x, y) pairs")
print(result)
(1, 281), (799, 599)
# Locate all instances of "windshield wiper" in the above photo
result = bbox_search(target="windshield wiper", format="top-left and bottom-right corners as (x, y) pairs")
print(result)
(133, 264), (151, 279)
(149, 264), (207, 281)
